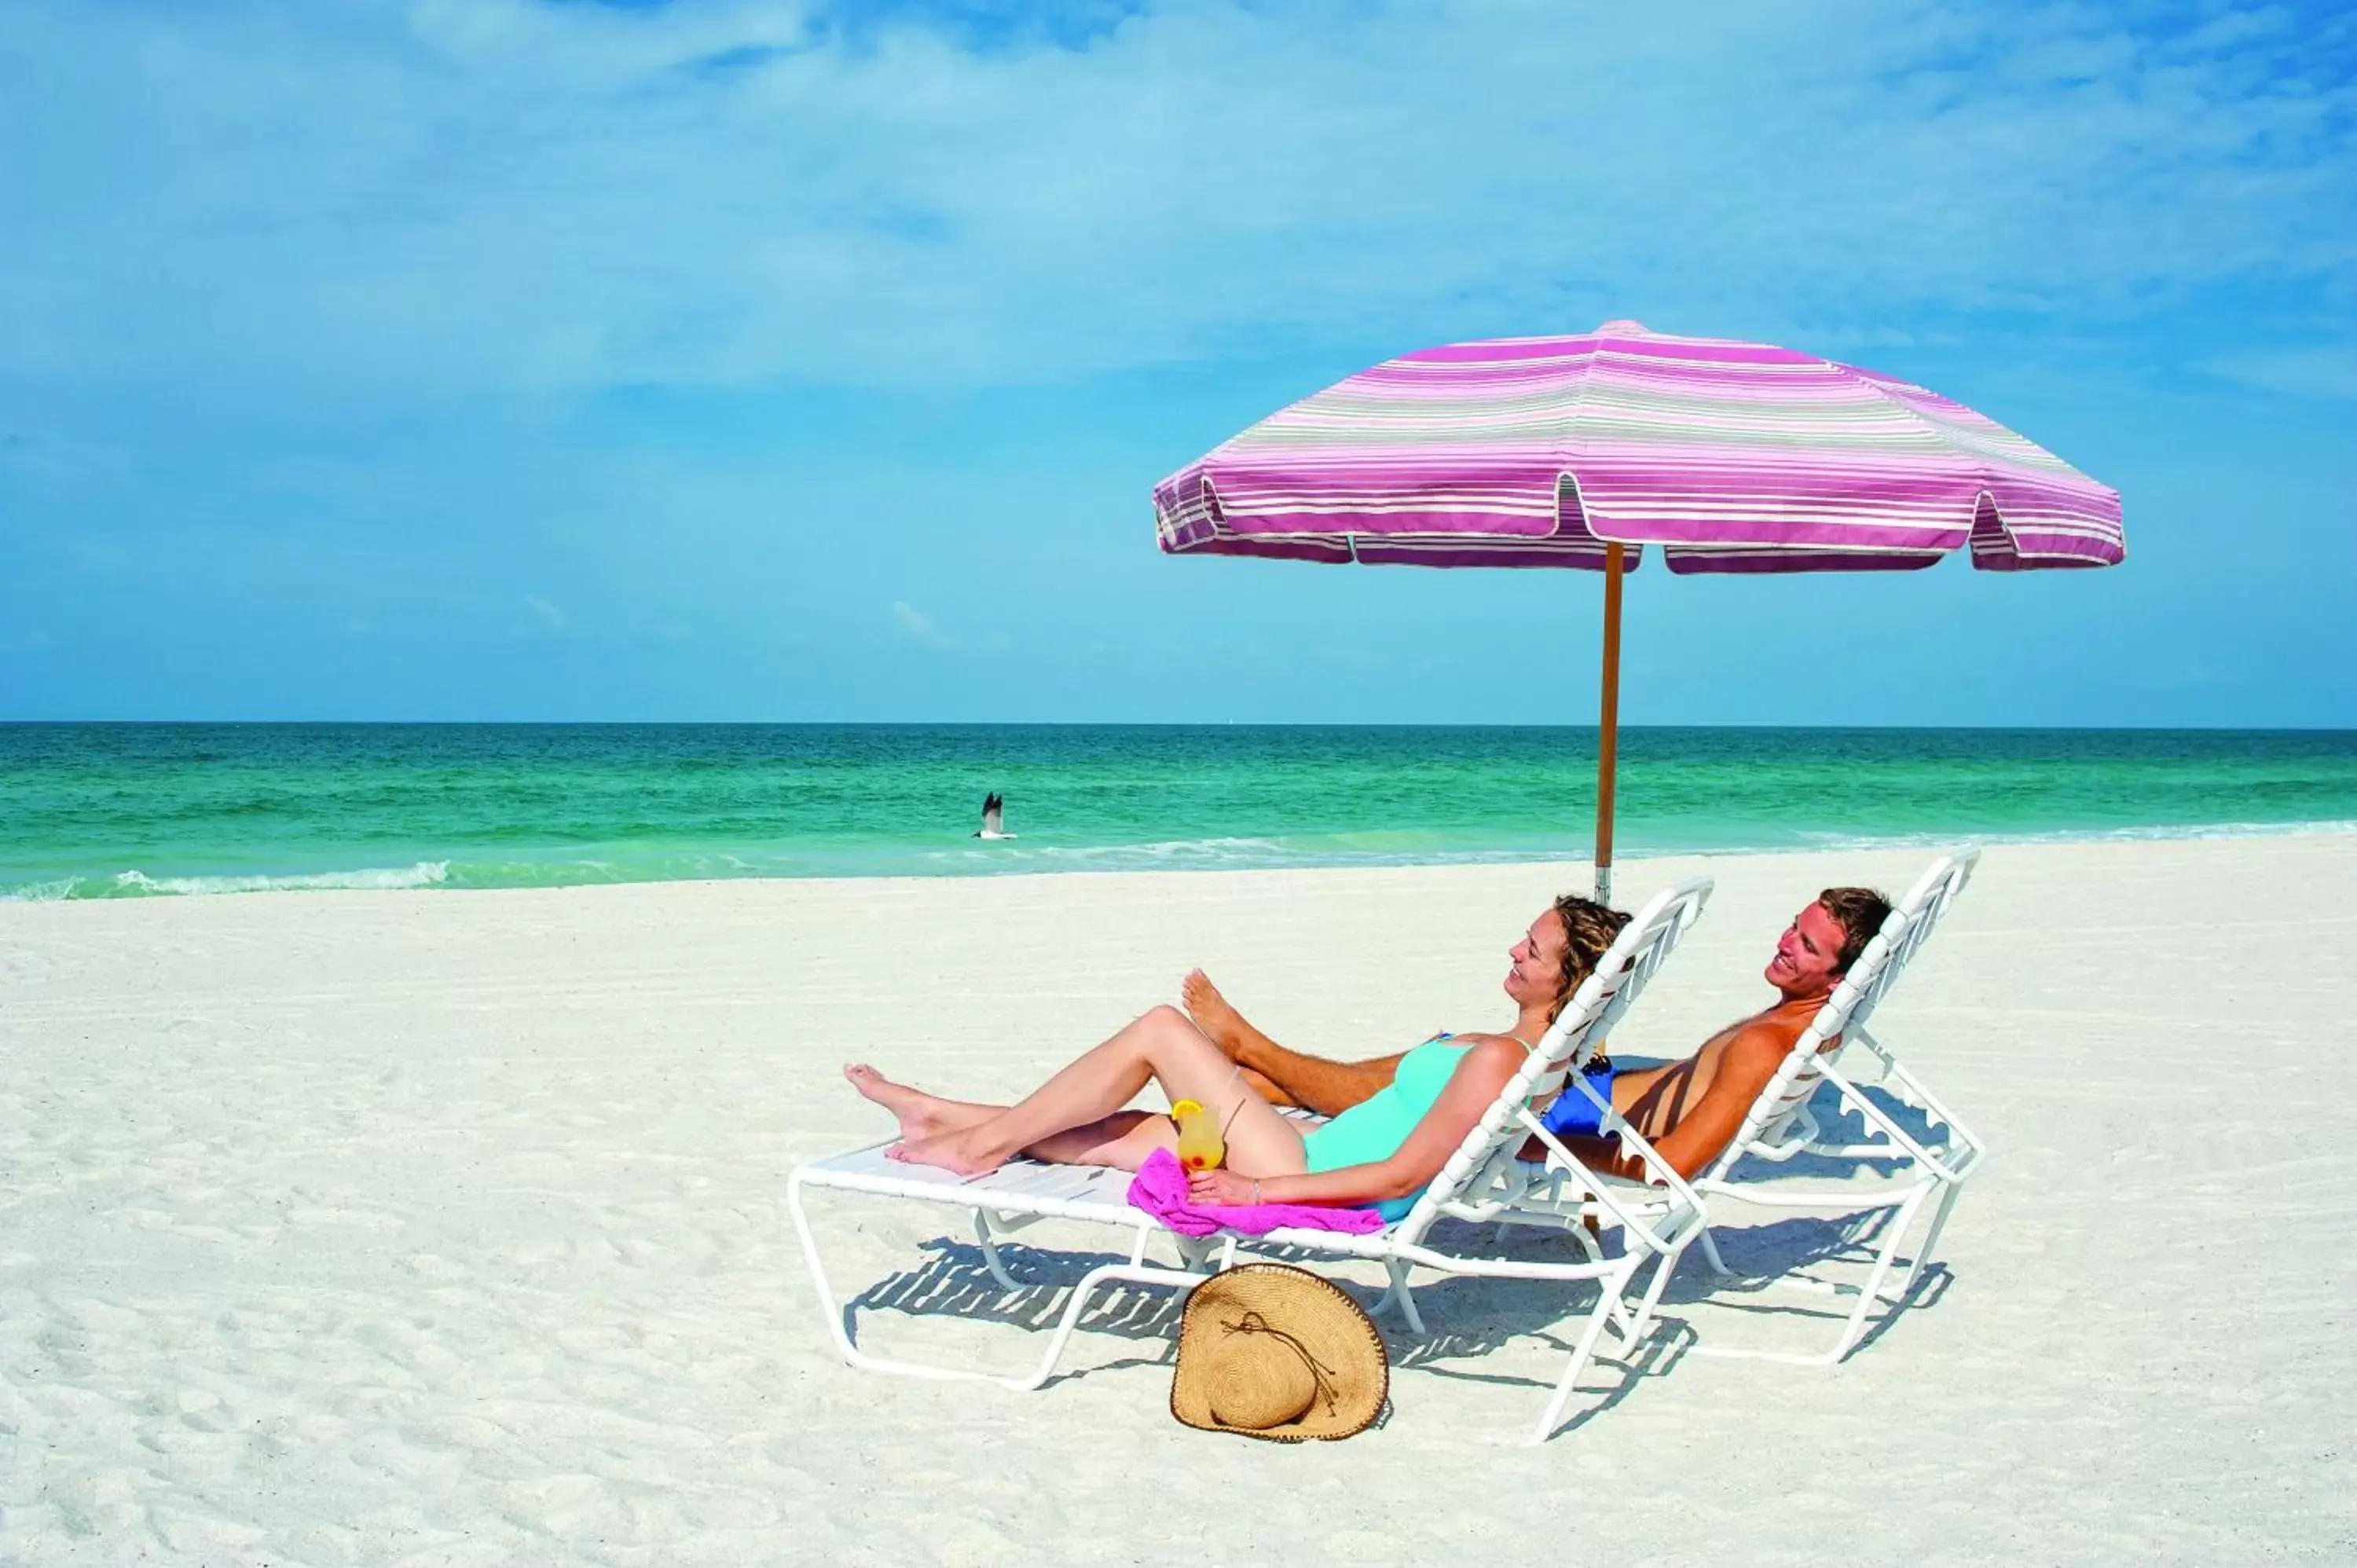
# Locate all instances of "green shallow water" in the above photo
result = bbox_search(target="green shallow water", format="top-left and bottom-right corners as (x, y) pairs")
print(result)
(3, 723), (2354, 899)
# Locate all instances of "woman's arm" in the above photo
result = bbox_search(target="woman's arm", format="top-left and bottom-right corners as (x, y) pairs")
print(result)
(1189, 1037), (1524, 1207)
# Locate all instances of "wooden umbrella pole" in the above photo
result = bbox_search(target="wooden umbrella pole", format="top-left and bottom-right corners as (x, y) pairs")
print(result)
(1595, 542), (1624, 906)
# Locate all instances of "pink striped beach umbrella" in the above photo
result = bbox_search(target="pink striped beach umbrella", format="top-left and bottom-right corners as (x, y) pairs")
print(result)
(1153, 321), (2125, 901)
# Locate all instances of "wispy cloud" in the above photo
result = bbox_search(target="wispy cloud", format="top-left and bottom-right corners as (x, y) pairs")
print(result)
(889, 599), (948, 646)
(890, 599), (1010, 652)
(523, 593), (570, 631)
(2, 1), (2351, 405)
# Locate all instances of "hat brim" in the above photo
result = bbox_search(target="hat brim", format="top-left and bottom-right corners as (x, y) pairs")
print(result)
(1170, 1263), (1390, 1442)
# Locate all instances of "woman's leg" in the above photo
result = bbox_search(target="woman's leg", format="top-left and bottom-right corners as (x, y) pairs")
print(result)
(851, 1065), (1186, 1166)
(850, 1066), (1173, 1167)
(889, 1006), (1310, 1178)
(1238, 1065), (1292, 1106)
(843, 1064), (1005, 1143)
(1025, 1110), (1172, 1167)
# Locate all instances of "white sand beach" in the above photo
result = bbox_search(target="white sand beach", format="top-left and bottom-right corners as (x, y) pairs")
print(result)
(5, 833), (2354, 1566)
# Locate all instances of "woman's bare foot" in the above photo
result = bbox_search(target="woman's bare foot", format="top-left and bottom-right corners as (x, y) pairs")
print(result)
(885, 1125), (1006, 1178)
(842, 1063), (954, 1145)
(1182, 969), (1248, 1058)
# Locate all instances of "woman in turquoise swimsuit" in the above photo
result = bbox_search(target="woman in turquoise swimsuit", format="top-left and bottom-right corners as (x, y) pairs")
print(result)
(843, 893), (1627, 1217)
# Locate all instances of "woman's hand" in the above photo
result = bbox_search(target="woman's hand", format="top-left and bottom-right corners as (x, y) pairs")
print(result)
(1187, 1168), (1262, 1207)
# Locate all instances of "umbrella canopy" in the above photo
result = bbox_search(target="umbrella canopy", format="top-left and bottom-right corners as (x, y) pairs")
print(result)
(1153, 321), (2124, 898)
(1157, 321), (2123, 572)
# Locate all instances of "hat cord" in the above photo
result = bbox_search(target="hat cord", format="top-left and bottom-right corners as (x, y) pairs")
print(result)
(1220, 1311), (1341, 1416)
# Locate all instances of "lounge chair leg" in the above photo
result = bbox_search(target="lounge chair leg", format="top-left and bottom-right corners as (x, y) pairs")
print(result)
(1696, 1225), (1736, 1279)
(1385, 1260), (1425, 1335)
(1615, 1244), (1681, 1351)
(791, 1182), (1209, 1390)
(1530, 1260), (1636, 1445)
(1891, 1181), (1961, 1301)
(973, 1211), (1021, 1291)
(1368, 1262), (1424, 1332)
(1825, 1187), (1932, 1363)
(1703, 1189), (1940, 1368)
(1007, 1251), (1205, 1391)
(787, 1171), (861, 1368)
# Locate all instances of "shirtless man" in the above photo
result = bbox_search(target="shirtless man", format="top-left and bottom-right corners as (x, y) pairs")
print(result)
(1182, 886), (1893, 1183)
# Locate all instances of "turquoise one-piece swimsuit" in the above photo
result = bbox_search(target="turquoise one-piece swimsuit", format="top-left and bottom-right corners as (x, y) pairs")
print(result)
(1299, 1035), (1470, 1222)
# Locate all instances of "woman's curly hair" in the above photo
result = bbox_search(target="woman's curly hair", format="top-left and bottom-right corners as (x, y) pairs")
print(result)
(1548, 894), (1631, 1022)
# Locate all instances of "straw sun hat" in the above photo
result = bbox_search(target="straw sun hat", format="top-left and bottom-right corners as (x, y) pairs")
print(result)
(1170, 1264), (1389, 1442)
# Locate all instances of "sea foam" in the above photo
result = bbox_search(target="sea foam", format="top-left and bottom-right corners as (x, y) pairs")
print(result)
(114, 862), (453, 896)
(0, 862), (457, 899)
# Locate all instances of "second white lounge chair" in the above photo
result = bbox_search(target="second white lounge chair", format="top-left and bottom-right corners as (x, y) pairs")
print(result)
(1681, 848), (1989, 1365)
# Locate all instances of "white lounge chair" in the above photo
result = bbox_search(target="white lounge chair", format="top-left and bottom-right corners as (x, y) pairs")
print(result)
(1681, 849), (1989, 1365)
(787, 876), (1717, 1443)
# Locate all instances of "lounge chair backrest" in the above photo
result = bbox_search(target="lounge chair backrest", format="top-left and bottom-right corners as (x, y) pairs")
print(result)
(1391, 875), (1714, 1244)
(1818, 848), (1978, 1055)
(1715, 849), (1979, 1163)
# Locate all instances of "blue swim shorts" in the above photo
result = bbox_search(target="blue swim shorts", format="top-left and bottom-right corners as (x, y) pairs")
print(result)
(1538, 1067), (1618, 1141)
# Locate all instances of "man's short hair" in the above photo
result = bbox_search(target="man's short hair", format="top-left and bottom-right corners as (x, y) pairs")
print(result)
(1817, 886), (1894, 973)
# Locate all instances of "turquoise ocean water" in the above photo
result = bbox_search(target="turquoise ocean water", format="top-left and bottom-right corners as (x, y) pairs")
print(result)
(3, 724), (2354, 900)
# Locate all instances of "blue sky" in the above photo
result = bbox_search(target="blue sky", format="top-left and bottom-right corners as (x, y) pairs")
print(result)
(2, 0), (2352, 725)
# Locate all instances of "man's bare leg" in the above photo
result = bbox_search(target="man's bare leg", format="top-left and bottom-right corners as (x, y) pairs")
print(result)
(1182, 969), (1403, 1118)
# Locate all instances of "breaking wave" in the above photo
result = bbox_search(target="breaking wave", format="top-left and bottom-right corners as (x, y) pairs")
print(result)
(3, 862), (453, 900)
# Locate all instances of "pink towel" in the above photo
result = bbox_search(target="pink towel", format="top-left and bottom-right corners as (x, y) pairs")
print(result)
(1124, 1148), (1387, 1237)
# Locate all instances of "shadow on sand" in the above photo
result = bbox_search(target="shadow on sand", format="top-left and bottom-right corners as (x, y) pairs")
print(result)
(846, 1236), (1190, 1385)
(843, 1231), (1688, 1434)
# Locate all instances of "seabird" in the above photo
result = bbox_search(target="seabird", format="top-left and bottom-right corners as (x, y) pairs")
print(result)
(974, 792), (1014, 840)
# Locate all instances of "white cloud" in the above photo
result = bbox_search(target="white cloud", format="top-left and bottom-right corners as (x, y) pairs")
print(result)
(523, 592), (569, 630)
(0, 0), (2352, 404)
(889, 599), (1011, 651)
(890, 599), (947, 645)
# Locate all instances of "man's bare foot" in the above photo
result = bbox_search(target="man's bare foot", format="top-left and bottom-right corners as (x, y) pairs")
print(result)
(842, 1063), (953, 1145)
(885, 1125), (1006, 1178)
(1182, 968), (1249, 1058)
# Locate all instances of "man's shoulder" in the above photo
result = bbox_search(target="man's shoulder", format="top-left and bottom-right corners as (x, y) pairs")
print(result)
(1721, 1013), (1808, 1068)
